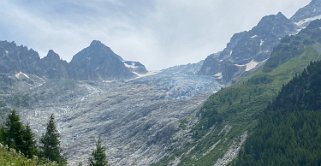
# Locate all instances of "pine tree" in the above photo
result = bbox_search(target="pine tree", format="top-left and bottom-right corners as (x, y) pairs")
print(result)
(21, 124), (38, 158)
(88, 138), (108, 166)
(2, 111), (38, 158)
(40, 114), (66, 165)
(2, 111), (25, 151)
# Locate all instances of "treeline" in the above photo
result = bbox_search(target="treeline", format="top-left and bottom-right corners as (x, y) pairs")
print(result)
(0, 111), (109, 166)
(235, 60), (321, 165)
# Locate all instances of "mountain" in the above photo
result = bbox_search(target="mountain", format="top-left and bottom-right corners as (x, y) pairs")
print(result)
(0, 40), (222, 165)
(0, 41), (42, 75)
(69, 40), (136, 80)
(155, 19), (321, 166)
(39, 50), (69, 79)
(198, 0), (321, 84)
(196, 0), (321, 94)
(198, 12), (297, 83)
(2, 2), (321, 166)
(291, 0), (321, 23)
(0, 40), (147, 81)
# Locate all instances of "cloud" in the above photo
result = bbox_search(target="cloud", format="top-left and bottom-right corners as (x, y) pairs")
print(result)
(0, 0), (310, 70)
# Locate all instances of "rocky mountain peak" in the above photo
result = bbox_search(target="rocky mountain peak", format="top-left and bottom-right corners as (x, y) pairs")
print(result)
(301, 19), (321, 32)
(45, 50), (61, 61)
(198, 12), (296, 83)
(0, 40), (147, 81)
(255, 12), (294, 30)
(252, 12), (296, 38)
(90, 40), (106, 48)
(80, 40), (123, 61)
(291, 0), (321, 22)
(69, 40), (135, 80)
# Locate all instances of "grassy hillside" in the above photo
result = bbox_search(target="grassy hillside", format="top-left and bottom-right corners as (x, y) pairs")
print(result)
(154, 20), (321, 166)
(0, 143), (55, 166)
(235, 60), (321, 165)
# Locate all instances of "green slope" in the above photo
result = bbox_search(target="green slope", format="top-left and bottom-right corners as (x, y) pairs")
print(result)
(235, 60), (321, 165)
(154, 20), (321, 166)
(0, 143), (55, 166)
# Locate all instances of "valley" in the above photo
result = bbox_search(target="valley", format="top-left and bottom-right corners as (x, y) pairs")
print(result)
(1, 0), (321, 166)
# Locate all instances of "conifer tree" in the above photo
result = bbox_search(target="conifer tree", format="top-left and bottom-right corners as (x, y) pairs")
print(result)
(2, 111), (25, 151)
(21, 124), (38, 158)
(2, 111), (38, 158)
(40, 114), (66, 165)
(88, 138), (108, 166)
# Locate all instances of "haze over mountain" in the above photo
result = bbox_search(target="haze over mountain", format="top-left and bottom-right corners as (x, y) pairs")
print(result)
(1, 0), (321, 166)
(0, 40), (147, 81)
(0, 0), (309, 70)
(198, 0), (321, 84)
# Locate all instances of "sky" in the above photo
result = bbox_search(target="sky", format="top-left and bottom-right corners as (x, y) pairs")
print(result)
(0, 0), (310, 70)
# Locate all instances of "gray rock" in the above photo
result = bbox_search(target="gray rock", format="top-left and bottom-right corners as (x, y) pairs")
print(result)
(198, 12), (297, 83)
(0, 40), (147, 81)
(291, 0), (321, 22)
(3, 63), (222, 166)
(68, 40), (135, 80)
(0, 41), (42, 75)
(40, 50), (69, 79)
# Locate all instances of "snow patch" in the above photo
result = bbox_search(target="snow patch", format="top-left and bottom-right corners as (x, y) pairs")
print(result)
(234, 59), (259, 71)
(103, 80), (114, 83)
(214, 72), (223, 79)
(260, 40), (264, 46)
(5, 50), (8, 54)
(15, 72), (30, 79)
(229, 50), (233, 56)
(250, 35), (258, 38)
(234, 63), (245, 67)
(124, 62), (138, 69)
(245, 60), (259, 71)
(131, 71), (160, 79)
(295, 14), (321, 28)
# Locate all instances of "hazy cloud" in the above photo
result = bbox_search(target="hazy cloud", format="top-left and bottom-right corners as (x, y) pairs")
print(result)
(0, 0), (310, 70)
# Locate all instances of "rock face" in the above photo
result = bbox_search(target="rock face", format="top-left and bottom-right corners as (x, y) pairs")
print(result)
(291, 0), (321, 22)
(198, 12), (297, 83)
(0, 40), (146, 81)
(40, 50), (69, 79)
(123, 61), (148, 75)
(0, 41), (42, 75)
(198, 0), (321, 84)
(69, 40), (136, 80)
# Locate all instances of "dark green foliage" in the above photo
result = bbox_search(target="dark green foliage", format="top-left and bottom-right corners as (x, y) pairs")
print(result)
(89, 138), (108, 166)
(270, 61), (321, 111)
(2, 111), (38, 158)
(236, 111), (321, 166)
(247, 74), (273, 85)
(21, 124), (38, 158)
(236, 60), (321, 165)
(263, 35), (305, 71)
(2, 111), (24, 150)
(40, 114), (66, 165)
